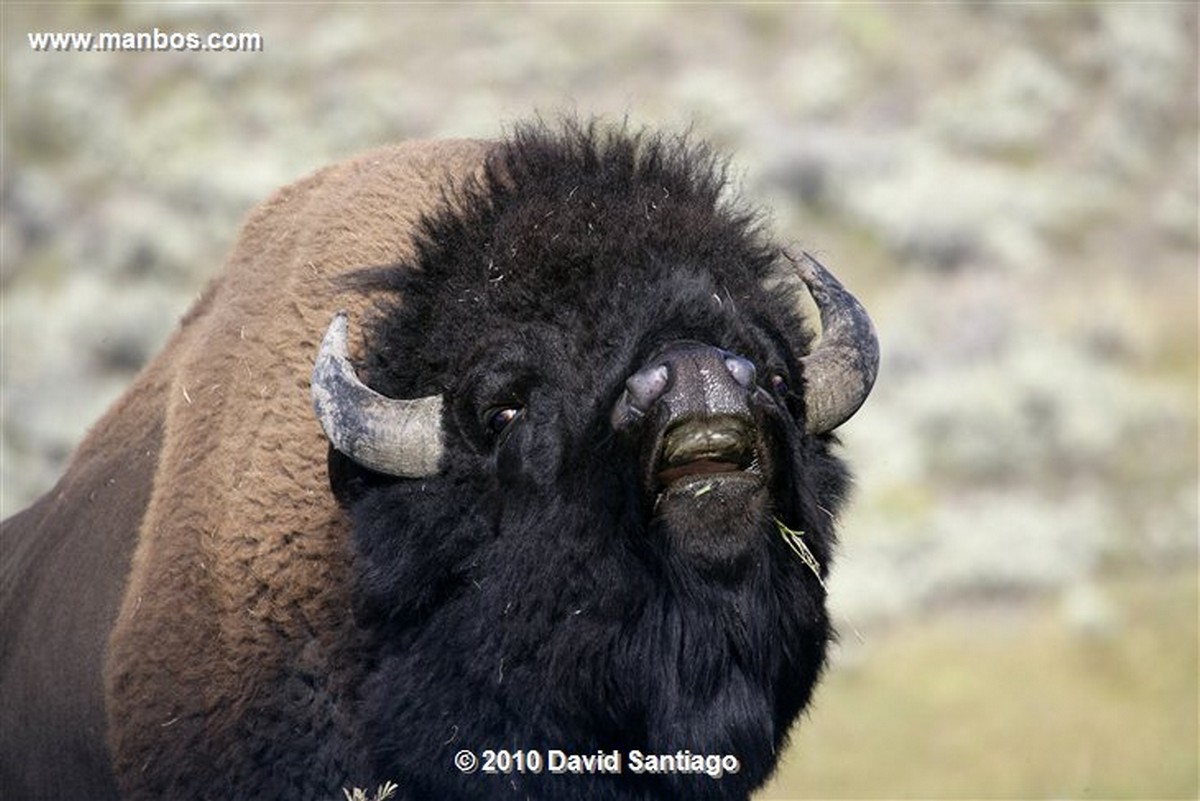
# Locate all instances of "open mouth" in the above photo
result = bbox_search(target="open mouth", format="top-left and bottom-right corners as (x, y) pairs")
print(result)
(654, 415), (761, 490)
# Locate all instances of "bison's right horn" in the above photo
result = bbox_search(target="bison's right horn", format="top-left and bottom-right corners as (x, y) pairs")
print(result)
(786, 249), (880, 435)
(311, 312), (444, 477)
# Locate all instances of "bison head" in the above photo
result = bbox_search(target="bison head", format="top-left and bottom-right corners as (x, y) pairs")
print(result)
(312, 123), (877, 799)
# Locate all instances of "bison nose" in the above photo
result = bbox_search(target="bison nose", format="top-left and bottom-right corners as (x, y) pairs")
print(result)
(624, 364), (670, 413)
(722, 352), (756, 390)
(611, 341), (758, 431)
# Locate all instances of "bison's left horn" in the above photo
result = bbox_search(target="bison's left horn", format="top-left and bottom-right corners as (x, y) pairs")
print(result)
(786, 249), (880, 435)
(311, 312), (444, 477)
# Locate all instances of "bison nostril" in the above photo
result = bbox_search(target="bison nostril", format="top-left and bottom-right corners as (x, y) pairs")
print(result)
(723, 353), (757, 390)
(626, 364), (669, 411)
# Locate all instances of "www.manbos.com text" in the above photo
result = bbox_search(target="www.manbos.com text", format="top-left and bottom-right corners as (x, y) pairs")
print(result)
(27, 28), (263, 53)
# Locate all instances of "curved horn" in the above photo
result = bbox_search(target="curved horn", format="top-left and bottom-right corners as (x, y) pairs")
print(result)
(786, 249), (880, 434)
(311, 312), (444, 477)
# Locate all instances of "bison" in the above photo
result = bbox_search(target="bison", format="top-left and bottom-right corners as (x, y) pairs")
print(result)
(0, 120), (877, 800)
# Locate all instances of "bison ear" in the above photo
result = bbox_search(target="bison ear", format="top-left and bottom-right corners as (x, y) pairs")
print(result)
(327, 446), (393, 507)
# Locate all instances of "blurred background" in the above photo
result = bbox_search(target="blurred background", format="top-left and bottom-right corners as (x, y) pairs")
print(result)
(2, 3), (1196, 798)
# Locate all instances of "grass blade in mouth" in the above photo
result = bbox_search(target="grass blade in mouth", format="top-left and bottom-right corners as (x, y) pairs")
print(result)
(774, 518), (827, 592)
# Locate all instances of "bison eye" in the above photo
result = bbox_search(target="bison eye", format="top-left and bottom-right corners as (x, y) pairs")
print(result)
(484, 405), (524, 437)
(769, 372), (791, 397)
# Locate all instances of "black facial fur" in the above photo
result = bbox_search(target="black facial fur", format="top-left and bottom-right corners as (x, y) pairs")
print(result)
(339, 120), (849, 800)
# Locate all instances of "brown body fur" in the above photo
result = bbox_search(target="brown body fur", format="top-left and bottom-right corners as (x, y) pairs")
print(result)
(0, 328), (167, 799)
(4, 139), (494, 798)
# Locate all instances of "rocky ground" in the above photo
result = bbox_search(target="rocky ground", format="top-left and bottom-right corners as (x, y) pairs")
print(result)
(3, 3), (1197, 797)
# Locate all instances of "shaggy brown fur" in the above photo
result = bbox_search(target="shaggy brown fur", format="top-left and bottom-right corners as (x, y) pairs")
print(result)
(98, 139), (492, 798)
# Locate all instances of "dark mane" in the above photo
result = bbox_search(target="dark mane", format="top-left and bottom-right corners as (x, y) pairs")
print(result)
(363, 119), (785, 399)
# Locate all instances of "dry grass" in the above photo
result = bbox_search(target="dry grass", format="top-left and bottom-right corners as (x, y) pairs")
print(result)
(342, 781), (398, 801)
(775, 518), (828, 592)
